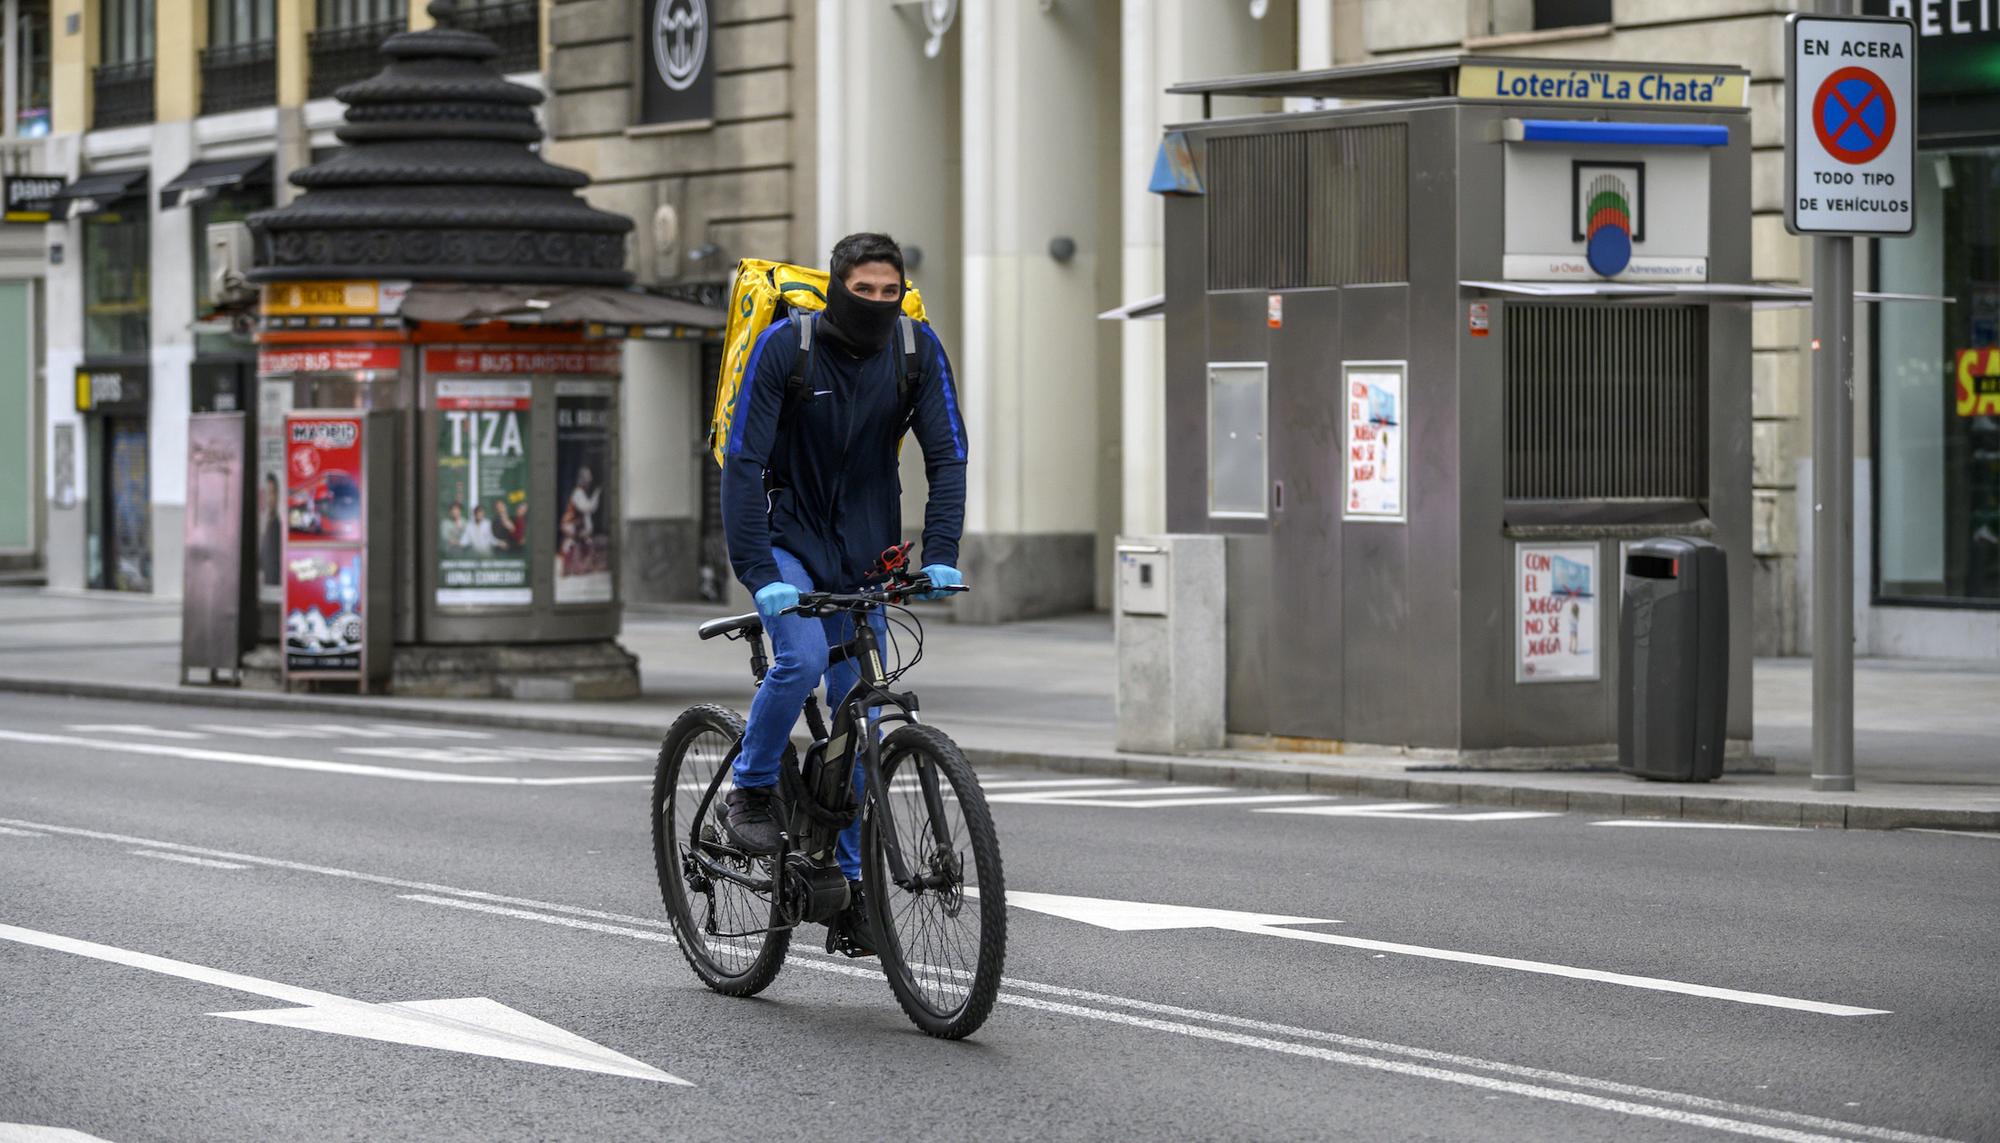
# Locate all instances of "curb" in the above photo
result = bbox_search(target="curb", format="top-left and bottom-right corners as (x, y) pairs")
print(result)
(4, 675), (1995, 834)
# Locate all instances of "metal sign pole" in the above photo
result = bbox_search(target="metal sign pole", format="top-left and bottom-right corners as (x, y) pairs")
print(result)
(1810, 233), (1856, 792)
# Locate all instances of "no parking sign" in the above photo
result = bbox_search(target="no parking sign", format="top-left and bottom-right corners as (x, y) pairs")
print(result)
(1785, 14), (1915, 236)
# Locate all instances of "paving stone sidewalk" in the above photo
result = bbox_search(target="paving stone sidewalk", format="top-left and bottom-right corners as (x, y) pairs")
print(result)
(3, 587), (1996, 830)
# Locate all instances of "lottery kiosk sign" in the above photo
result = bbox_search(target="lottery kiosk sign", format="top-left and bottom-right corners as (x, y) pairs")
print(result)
(1785, 14), (1915, 236)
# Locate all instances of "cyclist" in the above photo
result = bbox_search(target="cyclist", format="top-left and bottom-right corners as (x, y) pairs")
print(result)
(719, 232), (968, 953)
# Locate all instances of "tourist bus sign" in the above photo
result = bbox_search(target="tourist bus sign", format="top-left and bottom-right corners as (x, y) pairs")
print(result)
(1785, 14), (1916, 236)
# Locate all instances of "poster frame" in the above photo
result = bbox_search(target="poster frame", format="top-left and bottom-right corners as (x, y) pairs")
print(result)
(1514, 540), (1603, 685)
(280, 409), (393, 688)
(431, 376), (536, 610)
(1340, 359), (1408, 524)
(553, 378), (620, 607)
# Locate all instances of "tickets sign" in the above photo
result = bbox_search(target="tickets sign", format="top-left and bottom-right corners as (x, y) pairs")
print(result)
(424, 348), (622, 376)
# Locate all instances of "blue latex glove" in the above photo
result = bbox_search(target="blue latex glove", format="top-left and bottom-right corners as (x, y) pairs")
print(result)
(919, 564), (962, 602)
(754, 581), (800, 618)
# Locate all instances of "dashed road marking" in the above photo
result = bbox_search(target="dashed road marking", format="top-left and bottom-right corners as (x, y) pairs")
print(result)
(0, 826), (48, 838)
(129, 849), (250, 870)
(1257, 802), (1562, 823)
(1902, 828), (2000, 840)
(1594, 821), (1803, 832)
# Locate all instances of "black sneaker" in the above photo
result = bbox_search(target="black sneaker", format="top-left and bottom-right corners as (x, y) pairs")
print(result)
(827, 879), (878, 959)
(721, 786), (783, 854)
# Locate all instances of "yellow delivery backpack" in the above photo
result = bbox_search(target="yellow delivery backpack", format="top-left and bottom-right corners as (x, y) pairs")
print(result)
(707, 258), (928, 467)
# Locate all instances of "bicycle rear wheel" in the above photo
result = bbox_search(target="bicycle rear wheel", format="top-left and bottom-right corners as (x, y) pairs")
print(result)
(652, 704), (790, 996)
(862, 724), (1006, 1039)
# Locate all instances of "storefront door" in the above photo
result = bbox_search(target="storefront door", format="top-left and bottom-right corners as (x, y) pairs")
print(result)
(93, 414), (150, 592)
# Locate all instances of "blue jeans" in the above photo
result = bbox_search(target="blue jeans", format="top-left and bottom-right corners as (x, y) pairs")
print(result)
(734, 547), (888, 880)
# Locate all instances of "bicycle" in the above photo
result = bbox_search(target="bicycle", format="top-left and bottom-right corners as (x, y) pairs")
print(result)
(650, 550), (1007, 1039)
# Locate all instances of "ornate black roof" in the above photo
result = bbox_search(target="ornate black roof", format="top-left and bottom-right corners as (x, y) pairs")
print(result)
(248, 0), (632, 286)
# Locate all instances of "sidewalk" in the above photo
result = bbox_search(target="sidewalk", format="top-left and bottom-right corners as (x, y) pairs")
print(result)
(2, 587), (1996, 831)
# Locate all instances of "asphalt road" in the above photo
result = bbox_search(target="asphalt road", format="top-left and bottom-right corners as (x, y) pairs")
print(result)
(1, 692), (1995, 1142)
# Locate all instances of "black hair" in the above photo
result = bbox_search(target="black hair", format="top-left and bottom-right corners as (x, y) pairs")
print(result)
(830, 232), (904, 283)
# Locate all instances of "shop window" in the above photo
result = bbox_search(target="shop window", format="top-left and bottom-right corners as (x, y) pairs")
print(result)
(1482, 0), (1612, 36)
(202, 0), (277, 114)
(309, 0), (406, 100)
(14, 0), (51, 137)
(93, 0), (153, 129)
(83, 200), (150, 358)
(1875, 149), (2000, 606)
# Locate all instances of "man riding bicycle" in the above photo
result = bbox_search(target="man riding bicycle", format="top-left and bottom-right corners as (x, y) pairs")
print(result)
(719, 232), (968, 955)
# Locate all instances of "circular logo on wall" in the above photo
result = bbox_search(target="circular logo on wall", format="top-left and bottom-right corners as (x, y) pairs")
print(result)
(654, 0), (709, 93)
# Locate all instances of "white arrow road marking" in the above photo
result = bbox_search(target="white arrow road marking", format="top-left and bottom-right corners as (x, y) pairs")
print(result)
(0, 922), (686, 1085)
(406, 895), (1935, 1143)
(128, 849), (248, 870)
(0, 730), (648, 786)
(1594, 821), (1803, 832)
(1257, 801), (1562, 822)
(994, 890), (1887, 1017)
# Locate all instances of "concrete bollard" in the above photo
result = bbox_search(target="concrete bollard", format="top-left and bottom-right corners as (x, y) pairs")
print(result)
(1115, 534), (1226, 754)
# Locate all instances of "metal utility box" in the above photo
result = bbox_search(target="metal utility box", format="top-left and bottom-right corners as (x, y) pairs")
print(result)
(1619, 537), (1729, 782)
(1116, 536), (1227, 754)
(1157, 57), (1755, 761)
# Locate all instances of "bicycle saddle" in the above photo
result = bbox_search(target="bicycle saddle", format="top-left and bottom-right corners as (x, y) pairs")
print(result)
(698, 612), (763, 641)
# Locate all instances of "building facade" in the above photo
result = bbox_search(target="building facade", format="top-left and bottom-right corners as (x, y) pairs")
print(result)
(26, 0), (544, 598)
(17, 0), (1991, 658)
(0, 0), (52, 579)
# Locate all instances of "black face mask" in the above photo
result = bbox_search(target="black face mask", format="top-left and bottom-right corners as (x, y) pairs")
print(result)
(821, 272), (902, 356)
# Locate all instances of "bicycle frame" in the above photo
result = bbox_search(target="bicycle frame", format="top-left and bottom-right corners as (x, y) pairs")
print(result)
(681, 598), (957, 934)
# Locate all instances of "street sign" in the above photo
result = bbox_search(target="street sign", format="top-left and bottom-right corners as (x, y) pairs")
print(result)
(1785, 14), (1916, 236)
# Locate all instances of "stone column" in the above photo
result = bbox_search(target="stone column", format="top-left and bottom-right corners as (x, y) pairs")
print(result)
(1118, 1), (1293, 539)
(275, 0), (314, 206)
(955, 0), (1109, 623)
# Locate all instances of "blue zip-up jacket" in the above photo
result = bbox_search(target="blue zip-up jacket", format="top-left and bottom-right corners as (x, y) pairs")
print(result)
(723, 316), (968, 594)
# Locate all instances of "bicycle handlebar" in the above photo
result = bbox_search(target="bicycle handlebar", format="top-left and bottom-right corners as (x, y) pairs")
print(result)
(782, 577), (971, 616)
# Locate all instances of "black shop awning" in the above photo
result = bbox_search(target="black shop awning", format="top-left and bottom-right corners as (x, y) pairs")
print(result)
(50, 168), (147, 219)
(159, 155), (271, 209)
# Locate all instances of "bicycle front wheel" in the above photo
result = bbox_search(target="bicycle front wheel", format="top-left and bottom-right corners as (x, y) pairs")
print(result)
(862, 724), (1006, 1039)
(652, 704), (790, 996)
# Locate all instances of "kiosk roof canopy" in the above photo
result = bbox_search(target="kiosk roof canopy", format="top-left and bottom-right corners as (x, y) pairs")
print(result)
(1167, 56), (1753, 112)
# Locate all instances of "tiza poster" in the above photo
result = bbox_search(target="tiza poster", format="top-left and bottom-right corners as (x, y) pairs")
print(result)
(435, 380), (532, 607)
(555, 380), (616, 603)
(1343, 362), (1405, 521)
(1517, 543), (1599, 683)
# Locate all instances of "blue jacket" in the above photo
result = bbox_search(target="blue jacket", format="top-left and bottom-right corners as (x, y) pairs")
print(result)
(723, 316), (968, 594)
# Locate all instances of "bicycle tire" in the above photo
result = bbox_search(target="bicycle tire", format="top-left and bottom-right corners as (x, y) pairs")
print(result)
(862, 724), (1007, 1039)
(652, 704), (791, 997)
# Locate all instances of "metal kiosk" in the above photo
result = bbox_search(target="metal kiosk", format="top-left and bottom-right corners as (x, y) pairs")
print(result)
(1157, 57), (1764, 764)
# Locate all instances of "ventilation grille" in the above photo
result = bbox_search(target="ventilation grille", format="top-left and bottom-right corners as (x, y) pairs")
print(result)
(1505, 305), (1708, 501)
(1206, 124), (1407, 291)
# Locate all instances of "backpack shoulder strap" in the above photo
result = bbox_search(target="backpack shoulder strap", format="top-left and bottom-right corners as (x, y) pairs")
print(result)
(785, 313), (817, 409)
(897, 316), (921, 407)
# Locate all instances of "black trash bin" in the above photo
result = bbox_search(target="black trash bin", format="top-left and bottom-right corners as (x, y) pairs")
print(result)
(1619, 537), (1728, 782)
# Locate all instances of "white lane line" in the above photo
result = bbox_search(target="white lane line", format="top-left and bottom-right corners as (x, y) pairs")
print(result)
(1023, 794), (1331, 809)
(1, 815), (1938, 1142)
(0, 730), (648, 787)
(1595, 821), (1803, 832)
(0, 1125), (124, 1142)
(1902, 828), (2000, 840)
(129, 849), (250, 870)
(401, 894), (1923, 1143)
(1228, 923), (1885, 1017)
(1259, 802), (1563, 823)
(0, 826), (47, 838)
(128, 849), (250, 870)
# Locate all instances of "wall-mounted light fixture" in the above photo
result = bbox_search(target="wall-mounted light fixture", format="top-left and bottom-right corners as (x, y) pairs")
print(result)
(1048, 236), (1076, 264)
